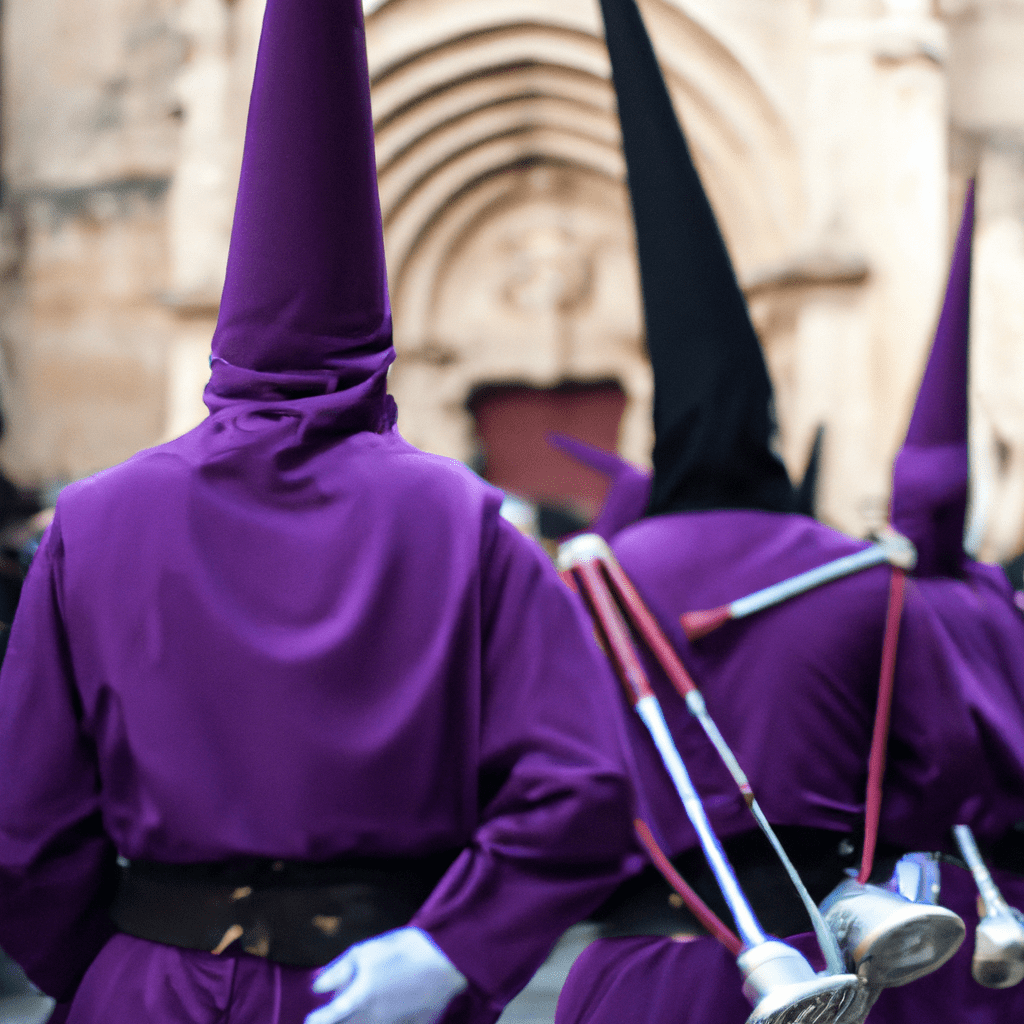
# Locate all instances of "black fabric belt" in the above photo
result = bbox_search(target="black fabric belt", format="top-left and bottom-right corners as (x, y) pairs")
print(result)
(110, 850), (460, 968)
(591, 826), (905, 940)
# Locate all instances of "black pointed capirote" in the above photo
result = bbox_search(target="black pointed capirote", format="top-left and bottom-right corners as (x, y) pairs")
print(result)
(796, 426), (825, 519)
(597, 0), (797, 516)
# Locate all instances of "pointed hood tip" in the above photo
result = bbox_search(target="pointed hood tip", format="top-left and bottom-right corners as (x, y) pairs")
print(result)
(597, 0), (797, 518)
(547, 433), (651, 541)
(548, 433), (630, 478)
(208, 0), (394, 407)
(796, 425), (825, 519)
(891, 180), (975, 577)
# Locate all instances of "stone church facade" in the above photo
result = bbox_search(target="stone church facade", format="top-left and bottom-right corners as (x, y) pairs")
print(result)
(2, 0), (1023, 556)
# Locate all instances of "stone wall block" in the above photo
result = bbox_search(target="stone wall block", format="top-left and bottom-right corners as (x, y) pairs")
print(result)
(0, 181), (174, 484)
(3, 0), (185, 188)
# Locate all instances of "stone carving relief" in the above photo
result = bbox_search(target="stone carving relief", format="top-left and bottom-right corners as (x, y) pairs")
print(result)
(501, 223), (595, 321)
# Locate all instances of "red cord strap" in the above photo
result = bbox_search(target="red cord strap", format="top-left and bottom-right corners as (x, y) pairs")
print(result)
(634, 818), (742, 955)
(857, 568), (907, 885)
(564, 559), (742, 954)
(600, 557), (700, 699)
(572, 560), (655, 707)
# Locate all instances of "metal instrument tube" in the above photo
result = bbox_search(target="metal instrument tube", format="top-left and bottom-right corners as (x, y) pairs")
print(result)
(730, 546), (893, 620)
(954, 825), (1009, 914)
(685, 691), (845, 976)
(635, 695), (767, 950)
(561, 534), (844, 974)
(953, 824), (1024, 989)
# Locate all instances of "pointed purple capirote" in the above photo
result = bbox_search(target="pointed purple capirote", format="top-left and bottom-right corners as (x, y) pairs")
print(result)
(207, 0), (394, 417)
(548, 434), (651, 541)
(891, 183), (975, 578)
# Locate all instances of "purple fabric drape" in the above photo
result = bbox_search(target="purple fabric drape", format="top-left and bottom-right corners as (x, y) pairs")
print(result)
(606, 510), (1013, 856)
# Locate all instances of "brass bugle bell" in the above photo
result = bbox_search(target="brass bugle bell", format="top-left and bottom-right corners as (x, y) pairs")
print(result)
(820, 878), (965, 990)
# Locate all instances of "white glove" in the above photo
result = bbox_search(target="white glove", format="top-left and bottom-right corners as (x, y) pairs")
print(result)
(306, 926), (468, 1024)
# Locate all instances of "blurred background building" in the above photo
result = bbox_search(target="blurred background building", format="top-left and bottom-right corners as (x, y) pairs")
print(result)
(1, 0), (1023, 557)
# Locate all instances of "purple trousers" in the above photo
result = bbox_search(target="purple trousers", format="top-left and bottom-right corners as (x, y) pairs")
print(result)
(556, 865), (1024, 1024)
(58, 934), (493, 1024)
(62, 934), (330, 1023)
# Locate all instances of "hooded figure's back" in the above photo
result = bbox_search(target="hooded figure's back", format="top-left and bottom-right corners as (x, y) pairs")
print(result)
(581, 0), (986, 848)
(0, 1), (634, 1018)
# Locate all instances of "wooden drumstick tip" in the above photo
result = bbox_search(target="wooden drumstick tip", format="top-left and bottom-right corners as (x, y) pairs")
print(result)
(680, 605), (731, 640)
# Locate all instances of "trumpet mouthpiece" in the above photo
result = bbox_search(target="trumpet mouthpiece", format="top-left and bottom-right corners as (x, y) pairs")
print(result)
(972, 910), (1024, 989)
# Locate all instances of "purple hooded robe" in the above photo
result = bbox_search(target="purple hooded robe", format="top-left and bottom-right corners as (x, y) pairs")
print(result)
(556, 278), (1024, 1024)
(555, 0), (1024, 1013)
(0, 2), (636, 1022)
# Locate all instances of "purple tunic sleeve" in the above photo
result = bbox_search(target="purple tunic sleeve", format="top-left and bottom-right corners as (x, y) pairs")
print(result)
(0, 513), (118, 1000)
(413, 517), (635, 1017)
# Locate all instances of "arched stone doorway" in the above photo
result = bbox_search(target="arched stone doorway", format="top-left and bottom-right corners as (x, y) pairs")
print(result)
(156, 1), (956, 548)
(365, 0), (804, 474)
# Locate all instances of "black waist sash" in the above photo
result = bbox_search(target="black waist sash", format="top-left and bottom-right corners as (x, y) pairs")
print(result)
(592, 826), (904, 940)
(110, 851), (460, 968)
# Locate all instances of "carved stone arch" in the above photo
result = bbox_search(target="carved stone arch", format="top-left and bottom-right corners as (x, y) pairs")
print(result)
(383, 130), (625, 287)
(377, 89), (622, 222)
(362, 0), (804, 467)
(369, 8), (803, 264)
(389, 158), (649, 461)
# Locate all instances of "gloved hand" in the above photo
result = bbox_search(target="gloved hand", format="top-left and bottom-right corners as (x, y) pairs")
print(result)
(306, 926), (468, 1024)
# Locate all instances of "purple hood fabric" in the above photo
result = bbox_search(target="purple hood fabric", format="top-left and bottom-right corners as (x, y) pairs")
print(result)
(891, 183), (974, 579)
(205, 0), (396, 435)
(0, 0), (636, 1018)
(546, 434), (651, 541)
